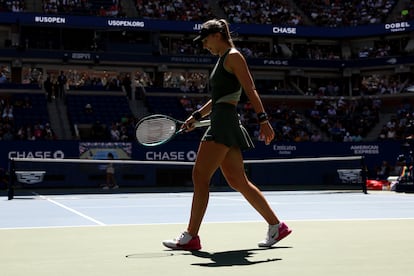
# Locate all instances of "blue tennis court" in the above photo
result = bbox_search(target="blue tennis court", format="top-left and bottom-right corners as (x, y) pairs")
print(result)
(1, 190), (413, 228)
(1, 189), (414, 276)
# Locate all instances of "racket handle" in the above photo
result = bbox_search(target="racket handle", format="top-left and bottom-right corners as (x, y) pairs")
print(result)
(194, 120), (210, 127)
(177, 120), (210, 134)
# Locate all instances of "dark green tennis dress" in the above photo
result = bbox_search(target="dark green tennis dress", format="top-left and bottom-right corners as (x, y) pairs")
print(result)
(201, 49), (254, 150)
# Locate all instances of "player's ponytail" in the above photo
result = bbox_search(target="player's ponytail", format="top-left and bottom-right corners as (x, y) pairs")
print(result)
(217, 19), (235, 48)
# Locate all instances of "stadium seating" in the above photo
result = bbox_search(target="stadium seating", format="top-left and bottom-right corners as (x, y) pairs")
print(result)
(66, 94), (131, 126)
(11, 93), (50, 131)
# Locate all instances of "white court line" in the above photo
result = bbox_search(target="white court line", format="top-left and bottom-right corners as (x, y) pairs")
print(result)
(32, 192), (106, 226)
(1, 217), (414, 231)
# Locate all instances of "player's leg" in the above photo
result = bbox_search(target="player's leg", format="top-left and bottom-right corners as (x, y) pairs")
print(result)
(162, 141), (229, 250)
(220, 147), (279, 224)
(187, 141), (229, 235)
(220, 147), (292, 247)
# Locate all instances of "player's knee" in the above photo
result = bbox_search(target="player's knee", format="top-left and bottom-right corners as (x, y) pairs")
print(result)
(226, 176), (249, 191)
(192, 167), (210, 185)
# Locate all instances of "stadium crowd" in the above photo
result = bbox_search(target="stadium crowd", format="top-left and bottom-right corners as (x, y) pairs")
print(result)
(297, 0), (397, 27)
(42, 0), (123, 17)
(0, 0), (24, 12)
(218, 0), (303, 25)
(0, 96), (57, 141)
(135, 0), (213, 21)
(378, 100), (414, 140)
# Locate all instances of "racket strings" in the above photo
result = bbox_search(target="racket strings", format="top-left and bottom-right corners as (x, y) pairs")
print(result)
(136, 117), (178, 145)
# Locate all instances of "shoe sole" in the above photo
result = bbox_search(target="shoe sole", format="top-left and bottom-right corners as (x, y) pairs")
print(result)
(163, 244), (201, 251)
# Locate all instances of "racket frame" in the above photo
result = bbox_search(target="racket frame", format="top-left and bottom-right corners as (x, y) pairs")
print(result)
(135, 114), (210, 146)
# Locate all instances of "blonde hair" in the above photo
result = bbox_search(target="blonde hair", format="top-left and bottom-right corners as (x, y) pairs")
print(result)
(202, 19), (235, 47)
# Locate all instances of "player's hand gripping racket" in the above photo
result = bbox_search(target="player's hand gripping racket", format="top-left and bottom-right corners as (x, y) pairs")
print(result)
(135, 114), (210, 146)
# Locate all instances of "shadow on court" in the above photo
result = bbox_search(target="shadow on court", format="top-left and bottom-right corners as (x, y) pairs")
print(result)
(190, 247), (287, 267)
(125, 247), (288, 267)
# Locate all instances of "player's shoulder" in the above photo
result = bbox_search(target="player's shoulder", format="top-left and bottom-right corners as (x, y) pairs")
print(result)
(227, 48), (246, 60)
(228, 47), (241, 56)
(226, 48), (247, 66)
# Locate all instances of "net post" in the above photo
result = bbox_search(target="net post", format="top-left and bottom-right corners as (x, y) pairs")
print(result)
(360, 156), (368, 194)
(7, 157), (15, 200)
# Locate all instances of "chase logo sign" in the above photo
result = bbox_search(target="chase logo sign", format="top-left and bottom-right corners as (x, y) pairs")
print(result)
(273, 27), (296, 34)
(15, 171), (46, 184)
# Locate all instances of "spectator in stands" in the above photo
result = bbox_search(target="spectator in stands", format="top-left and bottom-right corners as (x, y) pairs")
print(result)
(162, 18), (291, 251)
(57, 71), (67, 99)
(44, 123), (56, 140)
(33, 123), (44, 139)
(375, 160), (391, 180)
(0, 70), (7, 83)
(119, 125), (129, 141)
(16, 126), (25, 140)
(110, 123), (121, 141)
(2, 104), (13, 121)
(84, 103), (93, 114)
(343, 131), (352, 142)
(180, 96), (194, 113)
(2, 125), (13, 140)
(98, 6), (106, 16)
(310, 130), (322, 142)
(122, 73), (132, 99)
(26, 124), (35, 140)
(351, 129), (363, 142)
(44, 75), (53, 102)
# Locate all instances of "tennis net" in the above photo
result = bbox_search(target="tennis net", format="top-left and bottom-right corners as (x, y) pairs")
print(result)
(5, 155), (366, 200)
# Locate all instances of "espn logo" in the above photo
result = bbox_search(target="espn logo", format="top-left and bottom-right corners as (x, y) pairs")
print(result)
(15, 171), (46, 184)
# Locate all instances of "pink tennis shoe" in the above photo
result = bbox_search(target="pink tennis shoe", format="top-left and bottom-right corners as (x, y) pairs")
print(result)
(162, 231), (202, 251)
(258, 222), (292, 247)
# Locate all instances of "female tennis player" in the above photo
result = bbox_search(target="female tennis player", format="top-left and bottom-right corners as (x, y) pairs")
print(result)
(162, 18), (291, 250)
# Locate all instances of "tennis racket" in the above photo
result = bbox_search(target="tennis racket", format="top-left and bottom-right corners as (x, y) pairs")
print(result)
(135, 114), (210, 146)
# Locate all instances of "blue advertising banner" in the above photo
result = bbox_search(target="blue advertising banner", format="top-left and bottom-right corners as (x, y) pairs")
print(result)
(0, 12), (413, 38)
(0, 140), (406, 188)
(143, 140), (402, 169)
(1, 47), (413, 69)
(0, 140), (79, 168)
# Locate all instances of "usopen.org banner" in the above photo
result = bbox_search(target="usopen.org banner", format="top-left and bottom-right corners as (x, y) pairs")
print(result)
(1, 12), (413, 38)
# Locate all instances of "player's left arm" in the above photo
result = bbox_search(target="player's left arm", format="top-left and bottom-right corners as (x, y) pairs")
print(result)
(225, 50), (275, 144)
(225, 50), (266, 113)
